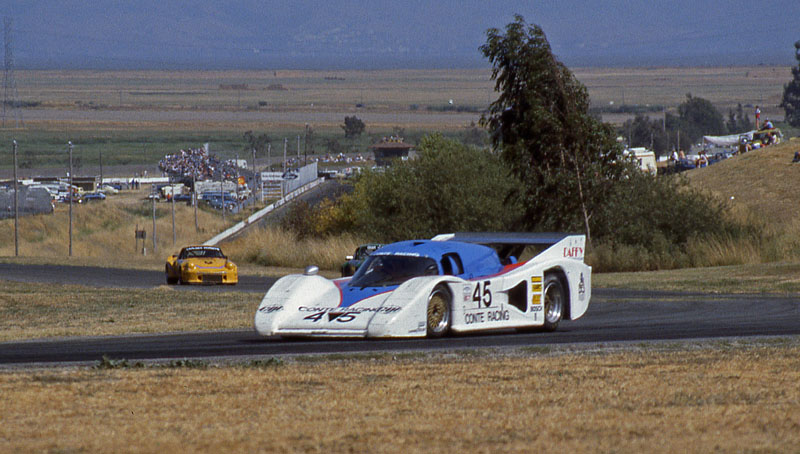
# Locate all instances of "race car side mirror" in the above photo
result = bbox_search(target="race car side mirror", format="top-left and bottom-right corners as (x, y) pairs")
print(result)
(304, 265), (319, 276)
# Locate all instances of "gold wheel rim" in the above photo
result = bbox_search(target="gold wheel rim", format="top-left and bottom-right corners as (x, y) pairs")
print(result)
(427, 292), (449, 332)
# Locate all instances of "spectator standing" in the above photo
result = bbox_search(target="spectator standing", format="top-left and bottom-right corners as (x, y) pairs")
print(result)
(755, 106), (761, 129)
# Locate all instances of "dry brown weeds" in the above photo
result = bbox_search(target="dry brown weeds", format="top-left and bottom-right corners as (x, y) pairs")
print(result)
(1, 344), (798, 453)
(0, 280), (261, 341)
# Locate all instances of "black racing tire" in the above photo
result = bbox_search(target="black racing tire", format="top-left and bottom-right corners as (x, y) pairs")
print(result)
(165, 265), (178, 285)
(543, 274), (565, 332)
(426, 284), (452, 338)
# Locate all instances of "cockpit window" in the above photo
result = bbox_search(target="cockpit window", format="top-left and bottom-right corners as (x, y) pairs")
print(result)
(349, 254), (439, 287)
(440, 253), (464, 276)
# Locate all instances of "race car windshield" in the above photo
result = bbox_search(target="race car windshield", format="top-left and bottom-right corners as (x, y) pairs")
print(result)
(184, 248), (224, 259)
(349, 255), (439, 287)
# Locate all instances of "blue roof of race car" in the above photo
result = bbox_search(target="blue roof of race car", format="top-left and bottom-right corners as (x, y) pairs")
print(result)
(372, 240), (502, 277)
(338, 240), (505, 308)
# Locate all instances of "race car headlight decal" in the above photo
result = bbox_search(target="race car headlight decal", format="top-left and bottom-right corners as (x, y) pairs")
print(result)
(186, 263), (196, 271)
(226, 261), (236, 270)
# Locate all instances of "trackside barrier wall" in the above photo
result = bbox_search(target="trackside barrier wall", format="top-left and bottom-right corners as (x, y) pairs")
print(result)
(284, 162), (317, 193)
(203, 177), (322, 246)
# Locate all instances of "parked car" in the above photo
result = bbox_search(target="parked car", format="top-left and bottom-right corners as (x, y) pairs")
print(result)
(82, 192), (107, 202)
(207, 197), (236, 211)
(58, 193), (82, 204)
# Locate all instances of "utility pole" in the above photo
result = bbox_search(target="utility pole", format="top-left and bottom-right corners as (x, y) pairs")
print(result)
(151, 185), (157, 254)
(99, 148), (103, 189)
(12, 139), (19, 256)
(193, 171), (198, 233)
(220, 180), (225, 224)
(171, 183), (176, 245)
(283, 138), (288, 199)
(304, 123), (309, 165)
(68, 141), (73, 257)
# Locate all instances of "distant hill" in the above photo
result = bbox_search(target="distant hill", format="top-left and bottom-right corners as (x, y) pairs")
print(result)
(688, 138), (800, 228)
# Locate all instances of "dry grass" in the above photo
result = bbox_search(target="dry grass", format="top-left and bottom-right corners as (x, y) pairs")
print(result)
(689, 138), (800, 227)
(1, 342), (799, 453)
(0, 188), (235, 266)
(593, 260), (800, 293)
(0, 187), (326, 273)
(0, 280), (260, 342)
(8, 66), (790, 132)
(688, 138), (800, 262)
(223, 226), (365, 270)
(577, 66), (790, 119)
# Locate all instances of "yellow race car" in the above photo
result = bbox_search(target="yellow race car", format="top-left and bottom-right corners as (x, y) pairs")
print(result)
(165, 246), (238, 285)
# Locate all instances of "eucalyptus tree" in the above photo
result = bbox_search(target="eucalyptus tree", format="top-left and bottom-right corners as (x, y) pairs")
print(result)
(479, 15), (625, 242)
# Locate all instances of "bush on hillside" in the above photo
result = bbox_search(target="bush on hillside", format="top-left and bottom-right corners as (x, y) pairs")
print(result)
(588, 172), (761, 271)
(294, 134), (519, 242)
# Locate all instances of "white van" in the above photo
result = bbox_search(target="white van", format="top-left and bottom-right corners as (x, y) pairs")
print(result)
(624, 147), (657, 176)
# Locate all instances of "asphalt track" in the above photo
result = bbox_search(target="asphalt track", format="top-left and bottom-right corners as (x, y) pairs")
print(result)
(1, 265), (799, 366)
(0, 263), (275, 293)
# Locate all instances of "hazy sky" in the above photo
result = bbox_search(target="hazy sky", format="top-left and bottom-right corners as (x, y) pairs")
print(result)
(1, 1), (798, 69)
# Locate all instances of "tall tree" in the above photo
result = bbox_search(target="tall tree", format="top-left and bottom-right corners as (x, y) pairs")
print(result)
(341, 115), (366, 138)
(243, 130), (271, 156)
(479, 15), (625, 242)
(676, 93), (727, 142)
(726, 103), (753, 133)
(621, 114), (670, 157)
(781, 40), (800, 127)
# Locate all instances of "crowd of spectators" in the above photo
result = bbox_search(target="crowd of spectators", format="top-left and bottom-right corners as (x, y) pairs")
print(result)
(158, 148), (239, 181)
(318, 152), (368, 164)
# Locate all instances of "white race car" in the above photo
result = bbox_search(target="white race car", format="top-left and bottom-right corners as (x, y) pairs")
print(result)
(254, 233), (591, 338)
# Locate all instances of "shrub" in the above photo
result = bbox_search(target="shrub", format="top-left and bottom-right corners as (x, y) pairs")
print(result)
(336, 134), (519, 241)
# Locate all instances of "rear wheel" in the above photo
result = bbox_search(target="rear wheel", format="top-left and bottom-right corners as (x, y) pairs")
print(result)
(426, 285), (452, 338)
(543, 274), (565, 331)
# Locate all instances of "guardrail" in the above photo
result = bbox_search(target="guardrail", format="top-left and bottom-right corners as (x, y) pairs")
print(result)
(203, 178), (322, 246)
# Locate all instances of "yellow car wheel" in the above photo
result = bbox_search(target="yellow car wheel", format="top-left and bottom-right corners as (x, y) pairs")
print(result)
(165, 265), (178, 285)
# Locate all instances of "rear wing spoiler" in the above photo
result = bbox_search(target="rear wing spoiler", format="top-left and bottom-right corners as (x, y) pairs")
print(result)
(432, 232), (585, 262)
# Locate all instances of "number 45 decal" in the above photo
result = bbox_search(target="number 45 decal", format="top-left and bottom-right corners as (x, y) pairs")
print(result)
(304, 312), (358, 323)
(472, 281), (492, 307)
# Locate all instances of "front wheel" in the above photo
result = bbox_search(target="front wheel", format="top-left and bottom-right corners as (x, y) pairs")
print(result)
(165, 265), (178, 285)
(426, 285), (452, 338)
(543, 274), (565, 332)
